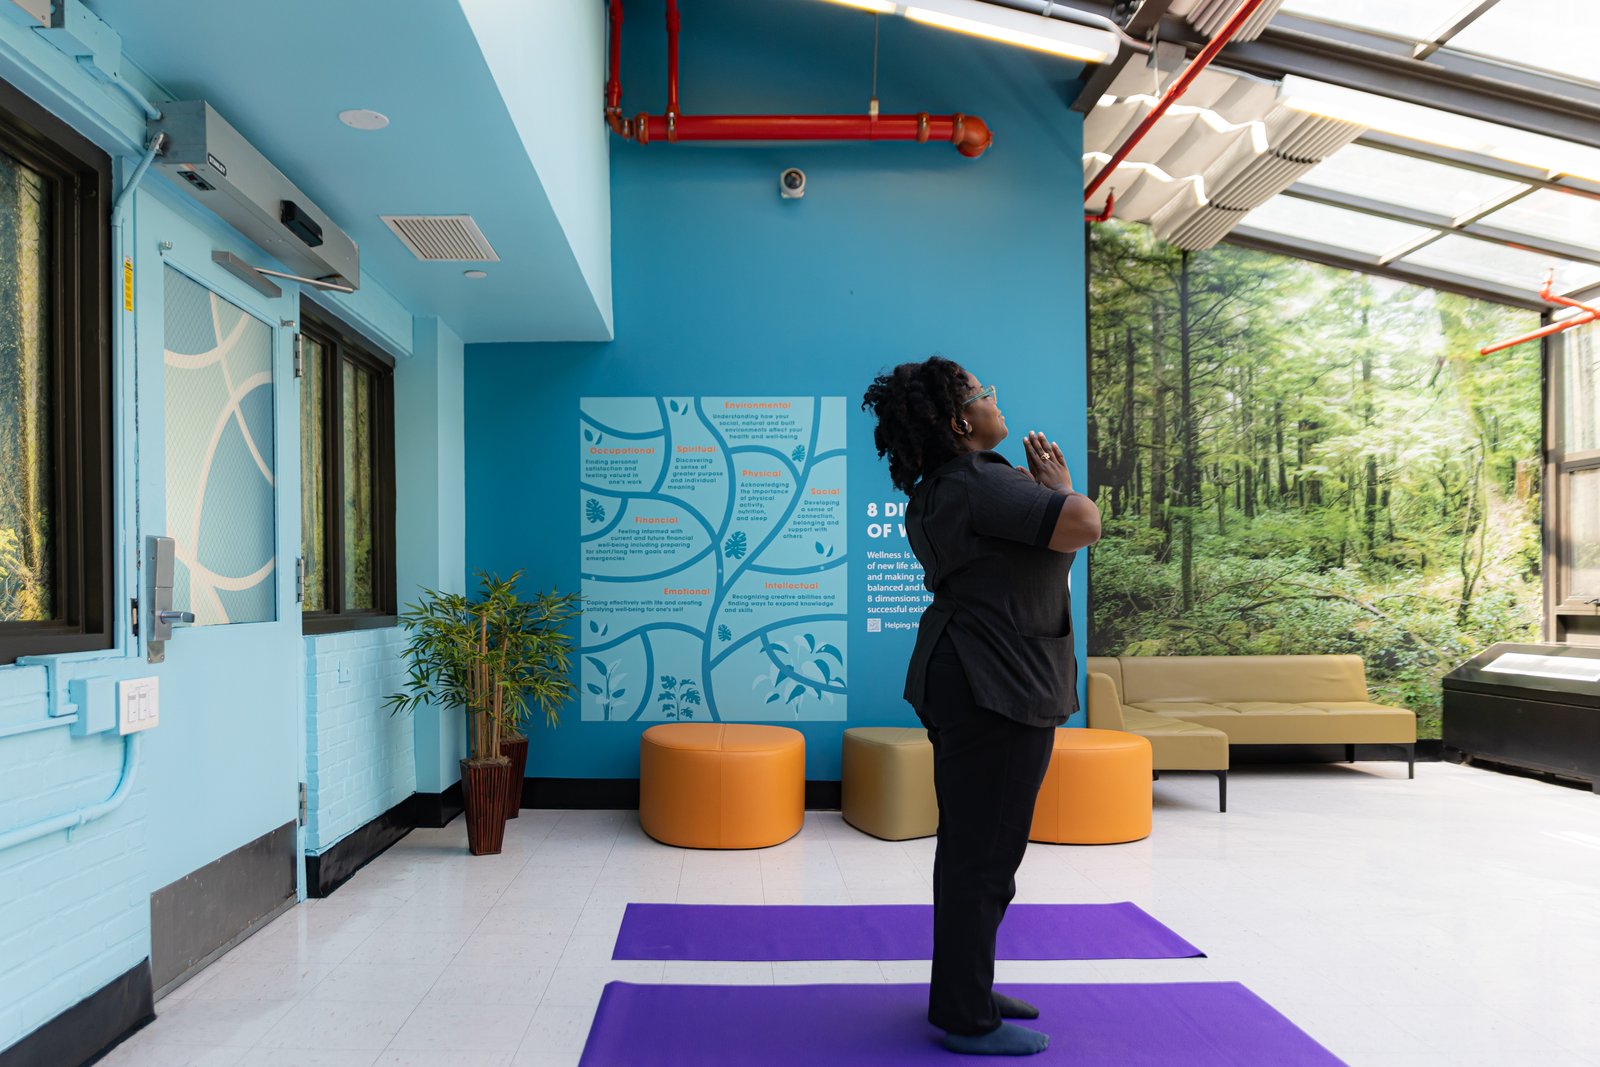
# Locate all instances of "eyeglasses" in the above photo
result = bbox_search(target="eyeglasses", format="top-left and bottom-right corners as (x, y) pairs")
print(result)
(962, 384), (996, 407)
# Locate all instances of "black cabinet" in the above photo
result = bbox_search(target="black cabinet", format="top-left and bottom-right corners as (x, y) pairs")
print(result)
(1442, 643), (1600, 792)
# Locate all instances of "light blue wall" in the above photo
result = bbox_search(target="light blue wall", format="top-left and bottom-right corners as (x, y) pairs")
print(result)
(465, 0), (1091, 782)
(398, 317), (469, 792)
(461, 0), (613, 338)
(0, 6), (461, 1050)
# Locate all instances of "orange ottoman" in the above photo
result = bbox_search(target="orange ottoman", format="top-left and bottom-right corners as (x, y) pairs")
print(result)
(1030, 728), (1153, 845)
(639, 723), (805, 849)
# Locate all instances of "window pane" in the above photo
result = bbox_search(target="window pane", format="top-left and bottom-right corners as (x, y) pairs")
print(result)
(1570, 468), (1600, 598)
(1566, 322), (1600, 454)
(0, 149), (54, 622)
(1298, 144), (1528, 222)
(1399, 234), (1600, 296)
(1237, 196), (1436, 258)
(1476, 189), (1600, 256)
(342, 359), (375, 611)
(1448, 0), (1599, 87)
(300, 336), (327, 611)
(1278, 0), (1465, 41)
(163, 266), (276, 625)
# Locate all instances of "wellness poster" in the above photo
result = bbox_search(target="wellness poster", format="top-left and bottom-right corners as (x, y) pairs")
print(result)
(579, 397), (848, 722)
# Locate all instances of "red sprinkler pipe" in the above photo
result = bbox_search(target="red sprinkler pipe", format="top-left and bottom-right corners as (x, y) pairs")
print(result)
(606, 0), (625, 134)
(666, 0), (680, 118)
(1083, 0), (1271, 205)
(1085, 189), (1115, 223)
(1479, 273), (1600, 355)
(604, 0), (994, 158)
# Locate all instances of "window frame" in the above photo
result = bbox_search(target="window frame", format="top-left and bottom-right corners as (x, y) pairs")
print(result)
(0, 77), (113, 664)
(298, 301), (397, 635)
(1547, 319), (1600, 625)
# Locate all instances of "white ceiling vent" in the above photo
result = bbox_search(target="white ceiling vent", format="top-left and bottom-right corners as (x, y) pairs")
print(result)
(380, 214), (500, 262)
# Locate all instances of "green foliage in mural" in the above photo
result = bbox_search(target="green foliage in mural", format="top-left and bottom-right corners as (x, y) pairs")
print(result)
(658, 674), (703, 720)
(791, 444), (807, 464)
(585, 497), (607, 525)
(1087, 223), (1543, 739)
(724, 530), (748, 560)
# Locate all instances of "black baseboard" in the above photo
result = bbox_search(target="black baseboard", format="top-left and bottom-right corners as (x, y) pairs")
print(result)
(805, 779), (842, 810)
(150, 822), (297, 995)
(411, 781), (464, 828)
(0, 959), (152, 1067)
(523, 777), (639, 809)
(519, 777), (844, 811)
(306, 796), (418, 898)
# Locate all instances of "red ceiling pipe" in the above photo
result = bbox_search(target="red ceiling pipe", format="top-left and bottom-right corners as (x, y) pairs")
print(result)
(1083, 0), (1271, 209)
(1480, 273), (1600, 355)
(605, 0), (993, 158)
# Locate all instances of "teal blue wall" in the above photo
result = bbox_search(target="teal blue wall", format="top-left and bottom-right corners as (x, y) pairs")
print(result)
(465, 0), (1091, 782)
(0, 7), (463, 1050)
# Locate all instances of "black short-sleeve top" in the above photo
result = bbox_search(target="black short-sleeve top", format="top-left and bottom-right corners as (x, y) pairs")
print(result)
(903, 450), (1076, 726)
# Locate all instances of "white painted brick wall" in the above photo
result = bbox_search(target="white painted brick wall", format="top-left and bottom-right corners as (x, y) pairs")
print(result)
(0, 667), (149, 1053)
(303, 629), (416, 853)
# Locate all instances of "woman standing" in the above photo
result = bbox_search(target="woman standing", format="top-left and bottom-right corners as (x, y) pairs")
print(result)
(862, 356), (1102, 1057)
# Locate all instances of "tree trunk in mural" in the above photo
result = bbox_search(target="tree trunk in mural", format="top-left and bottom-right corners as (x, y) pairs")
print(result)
(1178, 251), (1195, 614)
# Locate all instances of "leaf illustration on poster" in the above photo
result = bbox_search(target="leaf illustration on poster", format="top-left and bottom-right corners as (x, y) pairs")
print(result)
(579, 396), (848, 722)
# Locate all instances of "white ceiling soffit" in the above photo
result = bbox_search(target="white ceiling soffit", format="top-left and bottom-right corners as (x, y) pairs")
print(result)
(1166, 0), (1288, 43)
(1083, 61), (1364, 250)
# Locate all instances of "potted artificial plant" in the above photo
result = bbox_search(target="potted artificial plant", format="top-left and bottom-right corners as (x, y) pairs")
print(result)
(387, 572), (580, 855)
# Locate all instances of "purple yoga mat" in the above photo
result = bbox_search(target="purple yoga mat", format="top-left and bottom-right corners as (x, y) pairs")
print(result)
(580, 982), (1346, 1066)
(612, 902), (1203, 961)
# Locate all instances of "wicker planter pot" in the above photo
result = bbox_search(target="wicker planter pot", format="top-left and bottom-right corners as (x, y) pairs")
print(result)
(500, 735), (529, 820)
(461, 757), (512, 856)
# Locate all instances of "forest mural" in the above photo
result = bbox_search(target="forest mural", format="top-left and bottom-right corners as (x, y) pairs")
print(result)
(1087, 222), (1543, 738)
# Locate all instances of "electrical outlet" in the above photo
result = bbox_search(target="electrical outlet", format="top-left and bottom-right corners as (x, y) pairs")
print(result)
(119, 677), (160, 734)
(337, 662), (352, 685)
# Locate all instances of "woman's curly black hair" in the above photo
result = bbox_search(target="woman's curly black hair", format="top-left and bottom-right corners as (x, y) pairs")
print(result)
(861, 356), (973, 496)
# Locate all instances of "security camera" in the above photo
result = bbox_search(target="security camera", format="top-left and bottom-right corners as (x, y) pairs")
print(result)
(779, 167), (806, 200)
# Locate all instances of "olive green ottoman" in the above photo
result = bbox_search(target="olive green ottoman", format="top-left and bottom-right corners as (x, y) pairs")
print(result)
(841, 727), (938, 841)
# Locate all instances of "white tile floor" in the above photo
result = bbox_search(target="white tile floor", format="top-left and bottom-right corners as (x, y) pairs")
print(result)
(104, 761), (1600, 1066)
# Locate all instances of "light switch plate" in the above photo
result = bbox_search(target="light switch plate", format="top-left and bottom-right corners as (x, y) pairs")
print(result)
(119, 677), (160, 734)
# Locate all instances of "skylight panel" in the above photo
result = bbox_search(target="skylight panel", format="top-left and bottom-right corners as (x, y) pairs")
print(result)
(1277, 0), (1466, 41)
(1398, 234), (1600, 295)
(1298, 144), (1528, 221)
(1237, 196), (1437, 258)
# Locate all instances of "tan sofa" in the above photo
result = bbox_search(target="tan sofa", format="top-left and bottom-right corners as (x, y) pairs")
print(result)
(1087, 655), (1417, 810)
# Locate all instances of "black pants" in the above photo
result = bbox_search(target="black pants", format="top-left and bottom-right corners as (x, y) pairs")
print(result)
(915, 634), (1057, 1036)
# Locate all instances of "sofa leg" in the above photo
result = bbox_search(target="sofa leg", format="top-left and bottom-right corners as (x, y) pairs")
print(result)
(1408, 744), (1415, 780)
(1152, 770), (1160, 781)
(1345, 744), (1356, 764)
(1215, 770), (1227, 813)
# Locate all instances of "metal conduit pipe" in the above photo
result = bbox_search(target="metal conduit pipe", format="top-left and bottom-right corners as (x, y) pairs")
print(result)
(978, 0), (1152, 52)
(0, 733), (141, 853)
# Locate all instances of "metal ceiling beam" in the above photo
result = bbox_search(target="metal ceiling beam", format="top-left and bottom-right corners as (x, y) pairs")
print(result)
(1067, 0), (1177, 114)
(1280, 185), (1600, 270)
(1412, 0), (1504, 61)
(1225, 229), (1549, 311)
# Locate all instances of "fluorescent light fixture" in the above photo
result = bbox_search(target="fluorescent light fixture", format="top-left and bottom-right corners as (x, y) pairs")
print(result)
(1280, 75), (1600, 182)
(818, 0), (897, 12)
(904, 0), (1113, 61)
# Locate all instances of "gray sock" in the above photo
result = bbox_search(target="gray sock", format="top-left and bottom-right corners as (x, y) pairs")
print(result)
(943, 1021), (1051, 1056)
